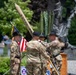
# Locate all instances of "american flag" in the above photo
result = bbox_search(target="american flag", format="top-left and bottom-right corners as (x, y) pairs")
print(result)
(11, 25), (27, 52)
(18, 37), (27, 52)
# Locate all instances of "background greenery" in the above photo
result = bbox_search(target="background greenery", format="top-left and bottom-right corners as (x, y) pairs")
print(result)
(0, 56), (27, 75)
(0, 0), (76, 45)
(63, 0), (76, 45)
(0, 57), (10, 75)
(0, 0), (33, 38)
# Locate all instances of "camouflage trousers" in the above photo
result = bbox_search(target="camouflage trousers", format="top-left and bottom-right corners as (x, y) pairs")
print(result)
(26, 62), (46, 75)
(10, 58), (21, 75)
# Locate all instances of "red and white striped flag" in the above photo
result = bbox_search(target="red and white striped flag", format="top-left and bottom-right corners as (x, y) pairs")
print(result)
(18, 37), (27, 52)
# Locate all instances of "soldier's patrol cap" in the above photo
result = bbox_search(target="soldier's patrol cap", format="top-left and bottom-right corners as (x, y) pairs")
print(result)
(49, 30), (57, 36)
(39, 33), (45, 37)
(39, 33), (47, 39)
(33, 31), (40, 36)
(13, 32), (21, 37)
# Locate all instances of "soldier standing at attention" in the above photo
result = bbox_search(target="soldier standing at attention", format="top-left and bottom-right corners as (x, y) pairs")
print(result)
(10, 32), (21, 75)
(26, 31), (50, 75)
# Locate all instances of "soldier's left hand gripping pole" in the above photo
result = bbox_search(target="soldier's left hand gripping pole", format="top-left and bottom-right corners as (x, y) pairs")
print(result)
(15, 3), (34, 37)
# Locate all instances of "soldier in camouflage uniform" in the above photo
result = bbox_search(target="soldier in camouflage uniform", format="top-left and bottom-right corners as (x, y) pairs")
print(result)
(10, 32), (21, 75)
(26, 32), (50, 75)
(47, 30), (65, 75)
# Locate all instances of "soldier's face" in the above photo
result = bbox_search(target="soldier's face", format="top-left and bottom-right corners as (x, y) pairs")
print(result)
(14, 36), (20, 42)
(39, 37), (45, 41)
(49, 35), (56, 41)
(35, 36), (39, 40)
(33, 36), (39, 40)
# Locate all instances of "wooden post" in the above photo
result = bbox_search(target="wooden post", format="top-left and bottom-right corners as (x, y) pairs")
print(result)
(60, 53), (67, 75)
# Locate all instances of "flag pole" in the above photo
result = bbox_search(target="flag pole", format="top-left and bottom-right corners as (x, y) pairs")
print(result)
(15, 3), (34, 37)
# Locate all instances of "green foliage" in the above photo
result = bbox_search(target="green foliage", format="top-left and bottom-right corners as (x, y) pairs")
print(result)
(68, 16), (76, 45)
(0, 31), (3, 42)
(64, 0), (75, 8)
(61, 0), (76, 45)
(0, 0), (33, 37)
(0, 0), (8, 8)
(0, 56), (27, 74)
(32, 22), (41, 32)
(0, 57), (10, 75)
(21, 56), (27, 66)
(21, 52), (27, 66)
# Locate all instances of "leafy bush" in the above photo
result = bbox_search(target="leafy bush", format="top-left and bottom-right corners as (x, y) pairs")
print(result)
(0, 55), (27, 75)
(21, 56), (27, 66)
(0, 57), (10, 75)
(68, 16), (76, 45)
(21, 52), (27, 66)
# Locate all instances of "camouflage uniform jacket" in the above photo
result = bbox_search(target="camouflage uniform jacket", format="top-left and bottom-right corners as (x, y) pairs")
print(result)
(47, 38), (63, 61)
(10, 41), (21, 75)
(26, 40), (50, 64)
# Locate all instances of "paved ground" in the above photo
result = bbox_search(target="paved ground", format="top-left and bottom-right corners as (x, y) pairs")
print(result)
(68, 60), (76, 75)
(64, 49), (76, 75)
